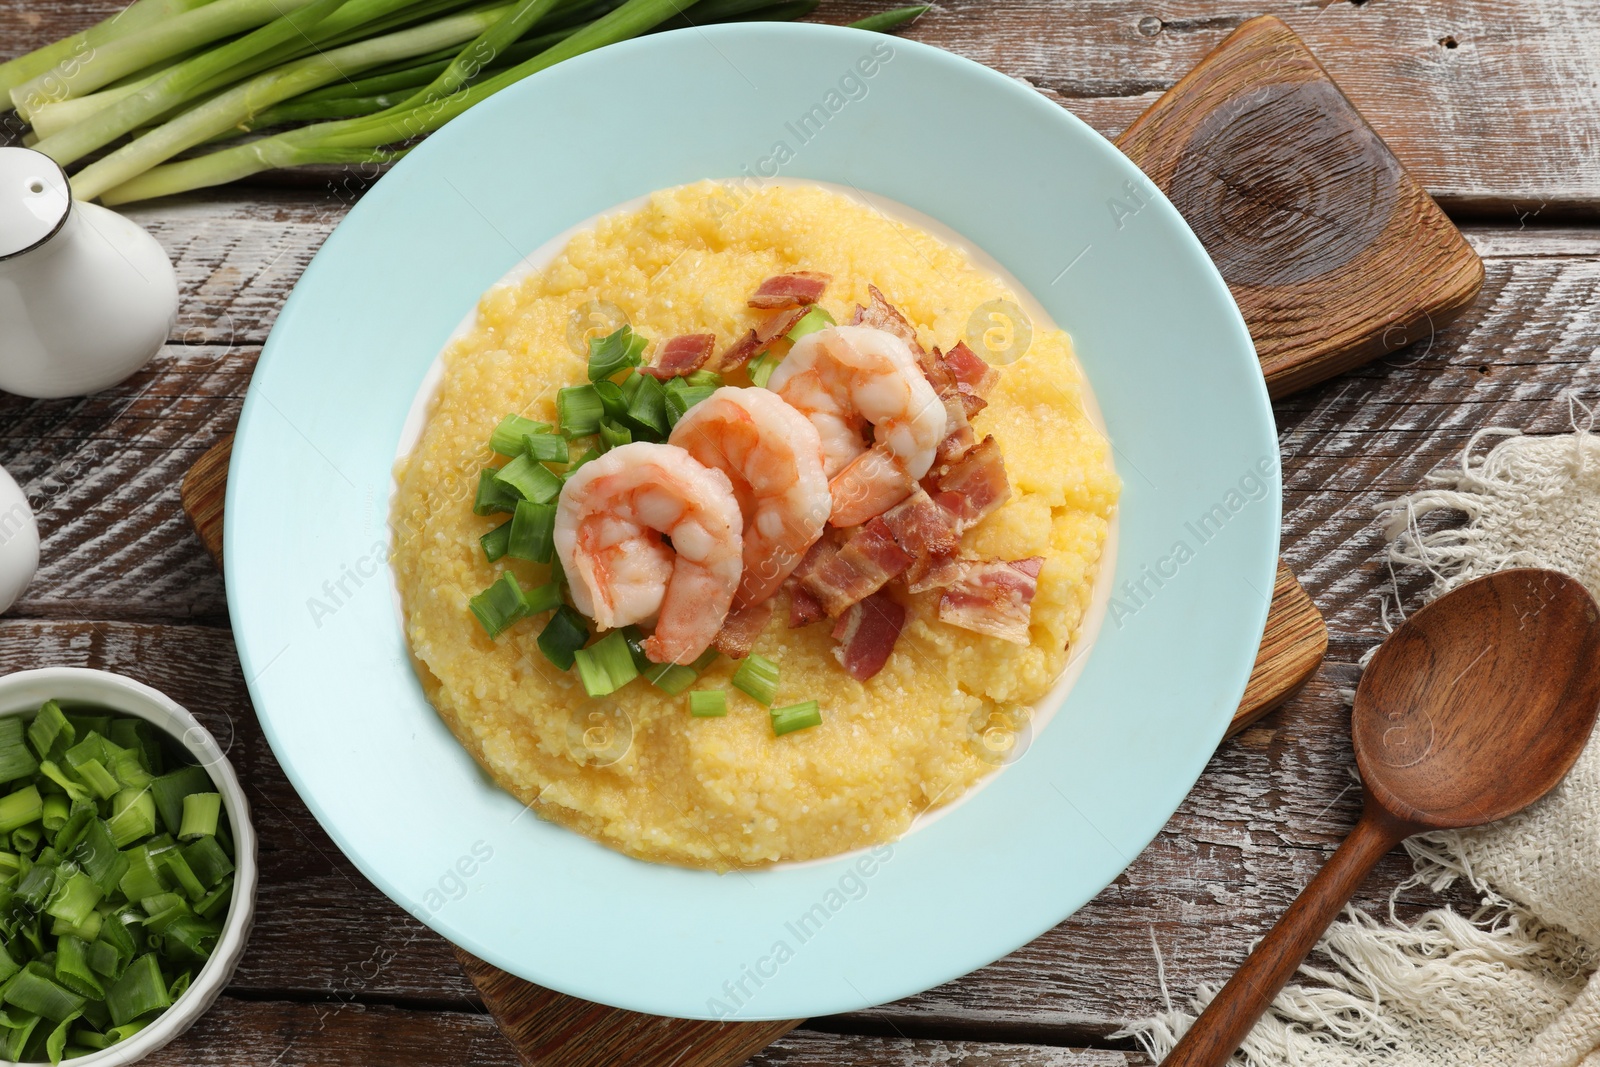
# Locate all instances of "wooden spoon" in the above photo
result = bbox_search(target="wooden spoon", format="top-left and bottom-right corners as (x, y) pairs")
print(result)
(1163, 568), (1600, 1067)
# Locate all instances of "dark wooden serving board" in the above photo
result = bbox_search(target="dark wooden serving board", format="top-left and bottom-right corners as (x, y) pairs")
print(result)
(174, 13), (1488, 1066)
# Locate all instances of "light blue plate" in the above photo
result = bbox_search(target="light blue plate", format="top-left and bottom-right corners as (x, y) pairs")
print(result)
(227, 23), (1277, 1020)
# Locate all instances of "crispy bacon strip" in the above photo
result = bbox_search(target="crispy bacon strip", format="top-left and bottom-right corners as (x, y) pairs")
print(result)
(748, 271), (831, 309)
(850, 285), (923, 355)
(941, 340), (1000, 397)
(717, 306), (808, 370)
(879, 486), (959, 584)
(797, 518), (911, 616)
(922, 344), (990, 421)
(639, 334), (715, 379)
(787, 582), (826, 628)
(927, 435), (1010, 532)
(712, 599), (772, 659)
(831, 589), (906, 681)
(937, 557), (1043, 645)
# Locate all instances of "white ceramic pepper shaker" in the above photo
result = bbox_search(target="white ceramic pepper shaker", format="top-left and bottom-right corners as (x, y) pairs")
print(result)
(0, 146), (178, 398)
(0, 465), (38, 615)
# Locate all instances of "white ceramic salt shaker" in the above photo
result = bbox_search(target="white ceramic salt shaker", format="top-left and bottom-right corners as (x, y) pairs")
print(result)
(0, 465), (38, 615)
(0, 146), (178, 398)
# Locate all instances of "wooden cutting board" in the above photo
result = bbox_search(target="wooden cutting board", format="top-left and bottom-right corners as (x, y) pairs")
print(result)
(179, 12), (1482, 1066)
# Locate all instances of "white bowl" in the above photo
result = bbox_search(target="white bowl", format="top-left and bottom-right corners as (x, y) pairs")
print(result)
(0, 668), (257, 1066)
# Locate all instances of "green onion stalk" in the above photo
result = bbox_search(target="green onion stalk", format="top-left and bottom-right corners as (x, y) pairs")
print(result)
(70, 4), (523, 202)
(10, 0), (332, 110)
(0, 0), (217, 99)
(100, 0), (700, 204)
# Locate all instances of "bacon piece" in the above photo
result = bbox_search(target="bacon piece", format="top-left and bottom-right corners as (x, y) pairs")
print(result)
(748, 271), (831, 309)
(921, 345), (989, 421)
(797, 518), (911, 616)
(850, 285), (923, 355)
(831, 590), (906, 681)
(942, 340), (1000, 397)
(639, 334), (716, 379)
(937, 557), (1043, 644)
(787, 582), (826, 628)
(934, 417), (977, 466)
(717, 306), (808, 370)
(927, 435), (1010, 533)
(879, 486), (959, 584)
(712, 599), (772, 659)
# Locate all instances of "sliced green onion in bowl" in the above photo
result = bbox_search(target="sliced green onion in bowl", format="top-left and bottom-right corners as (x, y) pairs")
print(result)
(489, 413), (550, 455)
(732, 654), (780, 707)
(785, 304), (834, 341)
(770, 700), (822, 736)
(689, 689), (727, 717)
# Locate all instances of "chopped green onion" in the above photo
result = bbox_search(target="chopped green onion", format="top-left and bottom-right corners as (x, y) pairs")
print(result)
(38, 761), (90, 804)
(506, 501), (557, 564)
(4, 965), (86, 1023)
(480, 519), (512, 563)
(0, 851), (21, 883)
(643, 662), (697, 696)
(105, 954), (170, 1027)
(0, 719), (39, 785)
(41, 795), (70, 833)
(537, 605), (589, 671)
(558, 384), (605, 436)
(55, 937), (104, 999)
(785, 304), (835, 341)
(689, 690), (727, 718)
(493, 453), (563, 504)
(72, 820), (129, 896)
(0, 939), (19, 984)
(685, 369), (722, 388)
(27, 703), (73, 762)
(106, 789), (157, 848)
(118, 849), (167, 903)
(587, 325), (648, 381)
(0, 786), (43, 834)
(663, 379), (717, 426)
(732, 654), (780, 707)
(470, 571), (530, 640)
(16, 864), (54, 910)
(489, 413), (550, 455)
(45, 873), (104, 929)
(180, 837), (234, 889)
(473, 468), (521, 516)
(11, 825), (39, 855)
(522, 581), (562, 616)
(624, 372), (669, 436)
(573, 631), (640, 697)
(148, 765), (210, 837)
(178, 793), (221, 841)
(64, 718), (112, 747)
(74, 758), (121, 801)
(598, 418), (632, 452)
(52, 799), (96, 855)
(45, 1009), (80, 1063)
(770, 700), (823, 736)
(568, 446), (601, 475)
(746, 352), (781, 389)
(522, 431), (569, 464)
(157, 847), (206, 901)
(160, 915), (220, 964)
(107, 747), (153, 790)
(595, 379), (628, 420)
(195, 877), (233, 920)
(140, 892), (192, 934)
(108, 720), (163, 776)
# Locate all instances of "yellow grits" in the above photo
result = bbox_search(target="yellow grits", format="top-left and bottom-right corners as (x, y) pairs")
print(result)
(391, 182), (1119, 869)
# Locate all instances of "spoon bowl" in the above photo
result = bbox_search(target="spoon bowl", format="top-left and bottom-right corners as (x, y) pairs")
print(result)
(1355, 568), (1600, 829)
(1164, 568), (1600, 1067)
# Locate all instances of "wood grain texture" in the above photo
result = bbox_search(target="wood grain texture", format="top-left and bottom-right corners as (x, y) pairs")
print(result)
(1114, 16), (1483, 397)
(6, 1), (1600, 213)
(1230, 561), (1324, 736)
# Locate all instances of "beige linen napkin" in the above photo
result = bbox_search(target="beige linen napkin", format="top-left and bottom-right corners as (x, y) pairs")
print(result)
(1127, 423), (1600, 1066)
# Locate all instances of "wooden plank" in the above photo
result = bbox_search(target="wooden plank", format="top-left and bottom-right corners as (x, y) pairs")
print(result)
(1114, 16), (1482, 397)
(6, 1), (1600, 212)
(134, 996), (1133, 1067)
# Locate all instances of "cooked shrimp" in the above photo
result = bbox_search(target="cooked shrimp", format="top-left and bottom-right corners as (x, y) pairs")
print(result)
(767, 324), (944, 527)
(554, 442), (744, 665)
(668, 387), (832, 609)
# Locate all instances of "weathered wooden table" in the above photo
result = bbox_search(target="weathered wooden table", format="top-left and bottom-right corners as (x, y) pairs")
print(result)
(3, 1), (1597, 1063)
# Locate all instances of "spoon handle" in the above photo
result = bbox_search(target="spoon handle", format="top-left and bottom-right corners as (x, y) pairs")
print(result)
(1161, 807), (1408, 1067)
